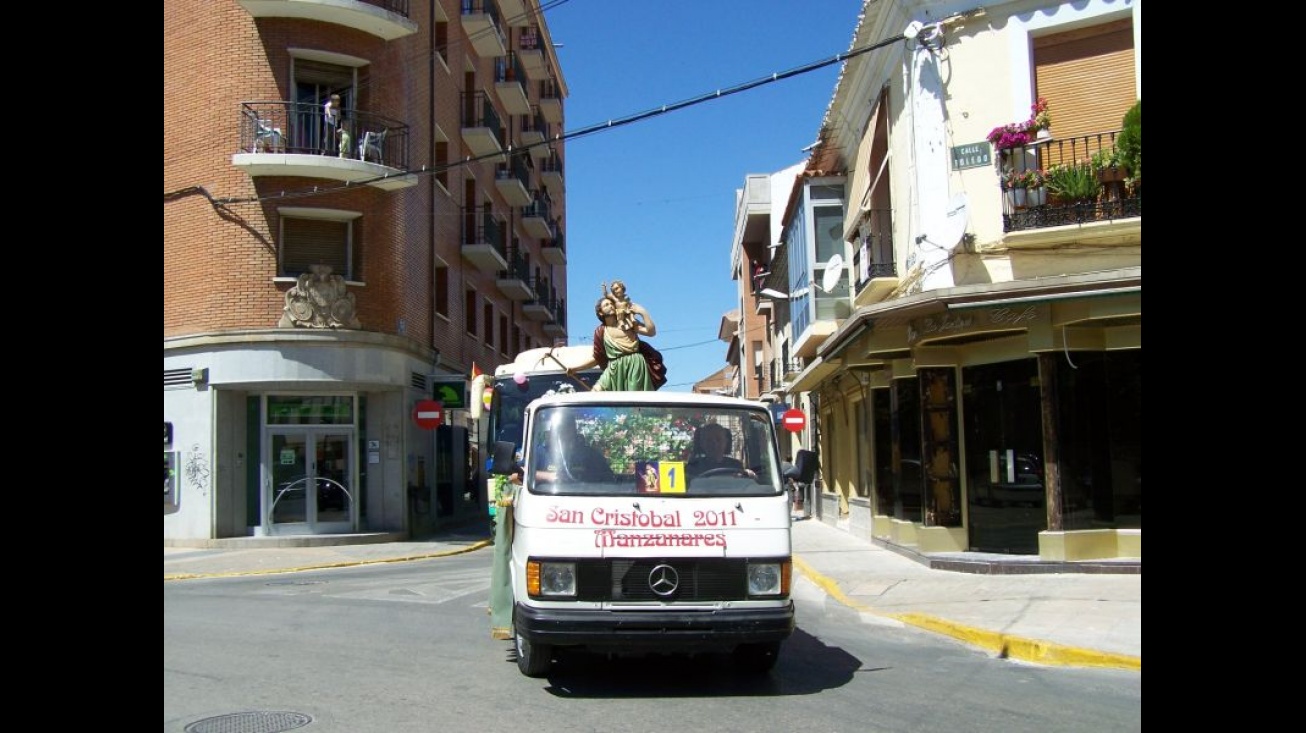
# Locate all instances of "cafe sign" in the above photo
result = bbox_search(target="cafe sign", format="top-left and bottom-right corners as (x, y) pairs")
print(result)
(908, 305), (1044, 345)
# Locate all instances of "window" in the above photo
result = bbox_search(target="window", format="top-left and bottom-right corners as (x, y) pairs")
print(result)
(465, 289), (477, 335)
(291, 58), (358, 155)
(434, 265), (449, 318)
(1033, 19), (1136, 144)
(435, 22), (449, 65)
(435, 140), (449, 191)
(483, 303), (494, 345)
(278, 208), (360, 280)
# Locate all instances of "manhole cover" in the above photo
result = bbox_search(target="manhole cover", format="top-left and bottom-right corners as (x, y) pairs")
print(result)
(184, 711), (312, 733)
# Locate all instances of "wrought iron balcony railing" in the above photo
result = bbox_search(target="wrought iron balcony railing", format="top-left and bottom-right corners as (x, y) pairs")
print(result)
(999, 130), (1141, 233)
(850, 208), (895, 296)
(240, 101), (409, 170)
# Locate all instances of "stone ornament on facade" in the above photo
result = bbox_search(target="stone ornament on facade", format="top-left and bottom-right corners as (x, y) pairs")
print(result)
(278, 264), (361, 329)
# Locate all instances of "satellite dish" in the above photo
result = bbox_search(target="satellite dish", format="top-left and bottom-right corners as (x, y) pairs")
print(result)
(820, 253), (845, 293)
(922, 193), (969, 250)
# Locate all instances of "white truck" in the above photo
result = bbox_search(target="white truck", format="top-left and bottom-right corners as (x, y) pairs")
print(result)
(476, 349), (795, 676)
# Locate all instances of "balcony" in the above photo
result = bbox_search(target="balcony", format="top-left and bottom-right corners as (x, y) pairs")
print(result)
(234, 102), (417, 191)
(999, 131), (1141, 235)
(519, 108), (550, 159)
(496, 247), (533, 300)
(517, 25), (548, 81)
(522, 277), (556, 321)
(851, 208), (896, 308)
(461, 92), (504, 161)
(494, 53), (530, 116)
(539, 150), (563, 191)
(461, 206), (507, 274)
(521, 195), (554, 239)
(236, 0), (417, 41)
(460, 1), (506, 58)
(542, 299), (567, 339)
(540, 231), (565, 266)
(497, 0), (527, 25)
(494, 155), (532, 207)
(538, 79), (562, 124)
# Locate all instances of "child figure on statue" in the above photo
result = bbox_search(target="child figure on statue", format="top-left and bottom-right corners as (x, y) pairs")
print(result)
(602, 280), (636, 332)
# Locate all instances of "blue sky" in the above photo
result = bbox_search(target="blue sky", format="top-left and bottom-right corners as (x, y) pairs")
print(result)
(543, 1), (863, 391)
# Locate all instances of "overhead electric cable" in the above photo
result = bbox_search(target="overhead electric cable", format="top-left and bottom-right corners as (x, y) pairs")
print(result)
(167, 32), (908, 206)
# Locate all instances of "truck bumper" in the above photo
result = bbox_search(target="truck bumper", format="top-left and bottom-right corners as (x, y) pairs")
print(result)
(514, 602), (795, 651)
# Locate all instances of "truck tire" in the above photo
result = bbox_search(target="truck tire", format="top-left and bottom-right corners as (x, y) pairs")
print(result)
(732, 642), (781, 674)
(515, 631), (553, 677)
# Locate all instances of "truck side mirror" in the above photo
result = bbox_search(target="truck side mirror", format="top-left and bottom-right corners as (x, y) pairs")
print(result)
(489, 440), (517, 476)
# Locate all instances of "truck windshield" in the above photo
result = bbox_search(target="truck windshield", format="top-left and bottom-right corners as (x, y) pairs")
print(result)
(490, 372), (599, 451)
(526, 405), (783, 497)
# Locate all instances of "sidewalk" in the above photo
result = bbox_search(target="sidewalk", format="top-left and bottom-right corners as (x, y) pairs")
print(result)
(164, 518), (1140, 670)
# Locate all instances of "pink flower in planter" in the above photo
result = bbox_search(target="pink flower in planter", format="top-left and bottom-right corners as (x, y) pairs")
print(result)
(988, 122), (1032, 150)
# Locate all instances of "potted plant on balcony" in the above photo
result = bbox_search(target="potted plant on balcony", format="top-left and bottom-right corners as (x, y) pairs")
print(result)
(1044, 163), (1101, 206)
(1115, 100), (1141, 196)
(1001, 168), (1035, 208)
(1027, 168), (1048, 207)
(1030, 97), (1052, 139)
(1092, 147), (1127, 184)
(988, 122), (1033, 152)
(988, 97), (1052, 150)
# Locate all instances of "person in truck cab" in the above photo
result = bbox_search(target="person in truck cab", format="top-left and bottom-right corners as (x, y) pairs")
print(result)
(686, 423), (754, 478)
(533, 414), (615, 484)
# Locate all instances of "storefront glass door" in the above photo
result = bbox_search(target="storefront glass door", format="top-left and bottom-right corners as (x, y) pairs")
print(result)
(268, 430), (355, 532)
(962, 359), (1044, 554)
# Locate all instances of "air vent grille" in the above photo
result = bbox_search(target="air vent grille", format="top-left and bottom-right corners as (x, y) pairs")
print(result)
(164, 368), (192, 388)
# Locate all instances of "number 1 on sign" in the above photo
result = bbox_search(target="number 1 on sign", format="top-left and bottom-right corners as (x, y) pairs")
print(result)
(661, 461), (686, 493)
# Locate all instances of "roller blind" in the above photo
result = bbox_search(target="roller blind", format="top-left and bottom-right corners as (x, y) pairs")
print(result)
(283, 218), (350, 279)
(1033, 18), (1136, 162)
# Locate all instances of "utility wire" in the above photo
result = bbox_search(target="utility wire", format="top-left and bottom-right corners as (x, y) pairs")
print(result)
(172, 32), (907, 206)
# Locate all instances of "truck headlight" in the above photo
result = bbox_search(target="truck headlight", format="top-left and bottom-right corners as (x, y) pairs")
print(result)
(527, 560), (576, 597)
(747, 561), (790, 597)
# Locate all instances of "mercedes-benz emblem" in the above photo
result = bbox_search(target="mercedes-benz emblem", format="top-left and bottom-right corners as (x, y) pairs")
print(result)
(647, 564), (680, 596)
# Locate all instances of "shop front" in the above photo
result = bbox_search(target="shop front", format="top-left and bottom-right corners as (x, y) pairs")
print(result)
(791, 272), (1141, 560)
(164, 330), (479, 543)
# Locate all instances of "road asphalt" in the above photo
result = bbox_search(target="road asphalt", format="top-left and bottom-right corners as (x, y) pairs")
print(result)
(164, 515), (1140, 671)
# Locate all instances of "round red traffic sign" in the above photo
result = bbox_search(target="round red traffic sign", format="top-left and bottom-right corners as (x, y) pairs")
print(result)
(413, 399), (443, 430)
(782, 408), (807, 433)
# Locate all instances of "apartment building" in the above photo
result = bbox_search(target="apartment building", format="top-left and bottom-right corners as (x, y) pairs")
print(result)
(731, 0), (1141, 560)
(164, 0), (570, 542)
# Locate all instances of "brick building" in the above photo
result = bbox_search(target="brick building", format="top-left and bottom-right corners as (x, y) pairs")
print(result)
(164, 0), (570, 541)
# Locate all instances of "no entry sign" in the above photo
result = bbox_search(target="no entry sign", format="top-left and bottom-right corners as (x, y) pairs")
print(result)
(781, 408), (807, 433)
(413, 400), (443, 430)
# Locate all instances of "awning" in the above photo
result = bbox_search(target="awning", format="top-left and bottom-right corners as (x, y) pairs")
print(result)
(786, 356), (841, 394)
(818, 267), (1142, 362)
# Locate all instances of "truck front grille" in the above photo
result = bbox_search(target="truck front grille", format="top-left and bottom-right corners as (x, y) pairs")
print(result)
(575, 558), (746, 602)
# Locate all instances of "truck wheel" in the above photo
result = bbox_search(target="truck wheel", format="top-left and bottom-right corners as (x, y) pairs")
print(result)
(732, 642), (781, 674)
(515, 631), (553, 677)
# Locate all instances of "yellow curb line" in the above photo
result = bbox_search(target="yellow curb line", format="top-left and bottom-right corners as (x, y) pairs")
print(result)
(164, 540), (493, 582)
(793, 555), (1140, 671)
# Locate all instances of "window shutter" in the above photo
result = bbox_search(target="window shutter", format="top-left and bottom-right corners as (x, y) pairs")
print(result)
(284, 218), (349, 279)
(1034, 19), (1136, 153)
